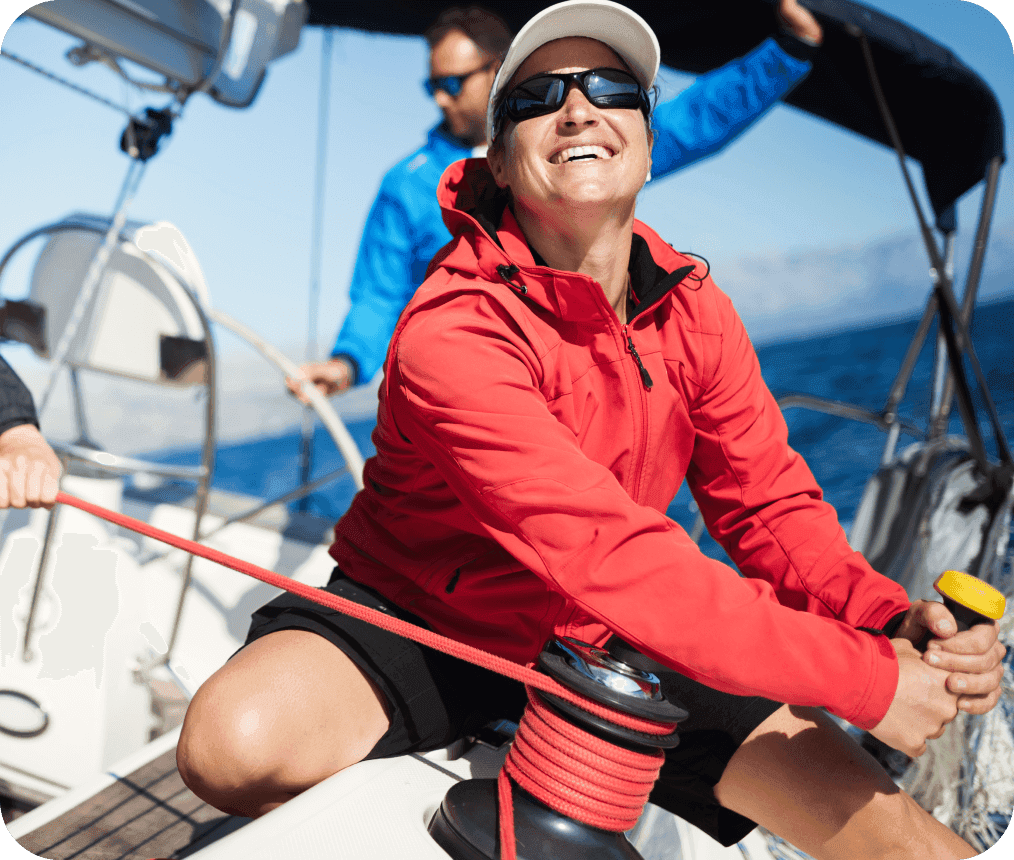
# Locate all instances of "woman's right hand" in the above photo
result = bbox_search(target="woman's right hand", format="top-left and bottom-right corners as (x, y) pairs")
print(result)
(868, 638), (959, 757)
(286, 359), (354, 404)
(0, 423), (62, 509)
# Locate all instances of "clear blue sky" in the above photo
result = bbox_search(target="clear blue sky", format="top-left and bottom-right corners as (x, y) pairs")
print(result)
(1, 0), (1011, 361)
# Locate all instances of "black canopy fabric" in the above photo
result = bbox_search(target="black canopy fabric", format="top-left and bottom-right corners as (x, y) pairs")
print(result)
(304, 0), (1004, 218)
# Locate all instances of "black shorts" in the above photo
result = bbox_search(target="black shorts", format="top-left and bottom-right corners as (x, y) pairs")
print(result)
(244, 569), (782, 847)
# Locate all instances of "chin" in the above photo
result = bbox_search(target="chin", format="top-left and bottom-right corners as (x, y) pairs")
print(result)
(557, 179), (634, 206)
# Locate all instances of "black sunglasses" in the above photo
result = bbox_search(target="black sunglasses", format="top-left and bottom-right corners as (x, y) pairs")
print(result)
(424, 61), (495, 98)
(493, 67), (650, 139)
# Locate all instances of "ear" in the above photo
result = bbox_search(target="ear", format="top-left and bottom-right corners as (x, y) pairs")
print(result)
(645, 128), (654, 184)
(486, 139), (509, 189)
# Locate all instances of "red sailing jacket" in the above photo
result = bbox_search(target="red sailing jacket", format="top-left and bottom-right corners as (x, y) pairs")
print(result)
(331, 158), (910, 730)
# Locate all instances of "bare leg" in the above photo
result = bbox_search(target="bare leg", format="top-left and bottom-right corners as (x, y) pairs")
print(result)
(714, 705), (976, 859)
(177, 630), (390, 818)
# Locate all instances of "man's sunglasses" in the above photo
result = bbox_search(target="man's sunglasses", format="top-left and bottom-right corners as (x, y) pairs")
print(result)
(424, 61), (495, 98)
(492, 68), (650, 139)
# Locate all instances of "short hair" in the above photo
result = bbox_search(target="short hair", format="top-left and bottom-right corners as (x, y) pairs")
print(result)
(425, 7), (513, 62)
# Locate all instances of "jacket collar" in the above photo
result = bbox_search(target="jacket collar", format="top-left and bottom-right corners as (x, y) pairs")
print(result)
(435, 159), (698, 322)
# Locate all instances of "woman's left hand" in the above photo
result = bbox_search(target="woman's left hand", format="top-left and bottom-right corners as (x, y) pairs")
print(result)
(894, 599), (1007, 715)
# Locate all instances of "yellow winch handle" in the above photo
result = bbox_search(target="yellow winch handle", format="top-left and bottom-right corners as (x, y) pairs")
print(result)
(933, 570), (1006, 631)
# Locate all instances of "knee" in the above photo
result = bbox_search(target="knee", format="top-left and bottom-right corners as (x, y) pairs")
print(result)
(176, 679), (282, 817)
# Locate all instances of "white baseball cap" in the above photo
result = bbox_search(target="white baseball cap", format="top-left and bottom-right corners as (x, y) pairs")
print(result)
(485, 0), (660, 142)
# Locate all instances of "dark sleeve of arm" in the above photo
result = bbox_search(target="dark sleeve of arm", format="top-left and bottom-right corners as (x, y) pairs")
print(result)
(650, 37), (813, 179)
(0, 354), (39, 436)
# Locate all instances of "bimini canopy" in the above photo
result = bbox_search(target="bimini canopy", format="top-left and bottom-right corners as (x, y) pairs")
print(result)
(306, 0), (1005, 221)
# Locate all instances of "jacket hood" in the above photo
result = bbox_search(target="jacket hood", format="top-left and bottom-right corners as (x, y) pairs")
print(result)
(432, 158), (702, 321)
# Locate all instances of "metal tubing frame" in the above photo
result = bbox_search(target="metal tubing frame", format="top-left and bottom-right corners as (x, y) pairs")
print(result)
(777, 394), (923, 439)
(20, 476), (64, 663)
(162, 295), (217, 665)
(931, 157), (1005, 439)
(208, 308), (366, 490)
(49, 440), (207, 482)
(856, 32), (1010, 471)
(206, 463), (350, 536)
(1, 218), (217, 667)
(928, 234), (956, 427)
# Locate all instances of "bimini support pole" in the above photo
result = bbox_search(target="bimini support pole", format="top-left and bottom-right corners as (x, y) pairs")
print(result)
(930, 156), (1005, 438)
(855, 31), (1011, 473)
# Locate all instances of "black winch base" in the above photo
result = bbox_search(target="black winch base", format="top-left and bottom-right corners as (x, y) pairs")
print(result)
(428, 779), (646, 860)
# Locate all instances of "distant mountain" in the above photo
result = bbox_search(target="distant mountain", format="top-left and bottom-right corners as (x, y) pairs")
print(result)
(722, 220), (1014, 344)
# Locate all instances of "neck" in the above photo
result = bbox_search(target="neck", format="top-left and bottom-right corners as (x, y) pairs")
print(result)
(441, 122), (485, 149)
(512, 200), (636, 321)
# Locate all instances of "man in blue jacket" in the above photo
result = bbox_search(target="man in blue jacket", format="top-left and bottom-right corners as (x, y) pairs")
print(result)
(292, 0), (823, 396)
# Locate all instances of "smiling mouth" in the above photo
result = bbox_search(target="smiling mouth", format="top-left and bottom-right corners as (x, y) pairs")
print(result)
(550, 145), (615, 165)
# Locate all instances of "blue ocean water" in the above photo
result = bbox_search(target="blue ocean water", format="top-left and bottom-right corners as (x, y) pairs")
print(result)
(149, 295), (1014, 563)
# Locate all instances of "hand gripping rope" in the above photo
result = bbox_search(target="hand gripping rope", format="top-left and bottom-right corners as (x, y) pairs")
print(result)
(56, 492), (683, 860)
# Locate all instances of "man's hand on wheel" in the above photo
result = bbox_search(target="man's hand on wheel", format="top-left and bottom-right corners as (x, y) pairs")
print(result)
(286, 358), (354, 404)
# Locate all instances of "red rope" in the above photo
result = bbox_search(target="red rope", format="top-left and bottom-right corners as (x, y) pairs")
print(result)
(497, 688), (666, 860)
(56, 491), (676, 860)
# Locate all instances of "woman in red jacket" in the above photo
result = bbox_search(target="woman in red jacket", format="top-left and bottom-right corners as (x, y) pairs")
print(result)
(178, 3), (1004, 855)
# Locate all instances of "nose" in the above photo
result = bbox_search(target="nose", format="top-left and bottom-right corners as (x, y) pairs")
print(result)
(557, 83), (598, 128)
(433, 88), (454, 110)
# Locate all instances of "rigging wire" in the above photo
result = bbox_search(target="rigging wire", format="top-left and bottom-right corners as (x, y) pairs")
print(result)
(36, 159), (148, 416)
(1, 47), (135, 117)
(6, 33), (183, 416)
(297, 27), (336, 510)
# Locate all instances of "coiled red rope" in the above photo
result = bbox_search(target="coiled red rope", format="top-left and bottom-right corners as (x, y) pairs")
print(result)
(56, 491), (677, 860)
(497, 687), (668, 859)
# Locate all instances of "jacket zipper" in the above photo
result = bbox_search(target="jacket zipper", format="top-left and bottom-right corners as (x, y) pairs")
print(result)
(622, 324), (653, 390)
(620, 320), (651, 505)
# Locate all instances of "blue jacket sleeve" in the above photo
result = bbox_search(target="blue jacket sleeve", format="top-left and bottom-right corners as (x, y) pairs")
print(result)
(650, 37), (812, 180)
(330, 176), (417, 384)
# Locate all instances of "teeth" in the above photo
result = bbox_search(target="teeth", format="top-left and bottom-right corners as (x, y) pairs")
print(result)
(551, 145), (613, 165)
